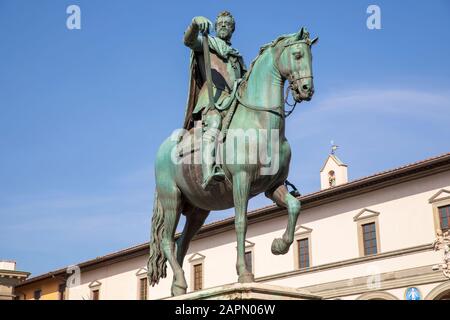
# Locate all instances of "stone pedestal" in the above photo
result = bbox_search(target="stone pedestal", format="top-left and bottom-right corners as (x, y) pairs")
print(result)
(165, 283), (322, 300)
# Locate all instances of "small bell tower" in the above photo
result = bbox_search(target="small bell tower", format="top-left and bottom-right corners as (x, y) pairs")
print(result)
(320, 142), (348, 190)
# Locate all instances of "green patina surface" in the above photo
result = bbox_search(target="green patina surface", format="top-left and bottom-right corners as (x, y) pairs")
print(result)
(147, 12), (318, 296)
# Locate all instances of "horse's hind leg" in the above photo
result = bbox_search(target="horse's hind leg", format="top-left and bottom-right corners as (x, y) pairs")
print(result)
(265, 184), (301, 255)
(176, 205), (210, 268)
(159, 186), (187, 296)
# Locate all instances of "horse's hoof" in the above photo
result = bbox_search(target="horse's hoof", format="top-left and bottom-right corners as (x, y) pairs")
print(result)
(171, 284), (187, 297)
(238, 272), (255, 283)
(271, 238), (290, 255)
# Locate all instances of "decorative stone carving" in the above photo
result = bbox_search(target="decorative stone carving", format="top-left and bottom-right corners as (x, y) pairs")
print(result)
(432, 230), (450, 279)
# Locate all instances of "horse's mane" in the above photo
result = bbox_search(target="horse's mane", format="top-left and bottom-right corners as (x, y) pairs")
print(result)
(241, 33), (295, 84)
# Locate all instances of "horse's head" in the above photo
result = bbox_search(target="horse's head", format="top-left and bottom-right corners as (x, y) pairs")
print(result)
(276, 27), (318, 102)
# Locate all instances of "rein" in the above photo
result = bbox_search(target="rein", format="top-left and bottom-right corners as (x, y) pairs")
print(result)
(236, 75), (312, 118)
(235, 38), (313, 118)
(284, 74), (313, 117)
(235, 86), (283, 113)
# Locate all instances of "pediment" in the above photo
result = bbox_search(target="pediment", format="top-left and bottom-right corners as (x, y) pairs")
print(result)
(135, 267), (148, 276)
(320, 154), (347, 172)
(353, 208), (380, 222)
(88, 280), (102, 288)
(245, 240), (255, 248)
(294, 225), (313, 235)
(235, 240), (255, 250)
(429, 189), (450, 203)
(188, 252), (205, 262)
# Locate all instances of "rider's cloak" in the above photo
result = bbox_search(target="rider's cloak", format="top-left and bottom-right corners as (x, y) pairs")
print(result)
(182, 35), (246, 130)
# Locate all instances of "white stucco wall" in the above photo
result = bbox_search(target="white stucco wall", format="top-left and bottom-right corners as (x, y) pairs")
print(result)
(67, 170), (450, 300)
(0, 261), (16, 271)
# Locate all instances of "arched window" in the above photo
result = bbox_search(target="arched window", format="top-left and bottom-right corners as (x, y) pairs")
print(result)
(437, 290), (450, 300)
(328, 170), (336, 187)
(356, 292), (398, 300)
(425, 282), (450, 300)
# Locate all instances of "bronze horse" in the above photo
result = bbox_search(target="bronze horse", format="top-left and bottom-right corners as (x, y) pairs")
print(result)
(148, 28), (317, 296)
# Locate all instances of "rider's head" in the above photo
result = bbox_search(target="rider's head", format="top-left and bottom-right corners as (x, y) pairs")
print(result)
(215, 11), (235, 42)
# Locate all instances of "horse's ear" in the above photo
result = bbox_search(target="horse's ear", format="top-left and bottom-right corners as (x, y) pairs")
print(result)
(311, 37), (319, 45)
(296, 27), (305, 40)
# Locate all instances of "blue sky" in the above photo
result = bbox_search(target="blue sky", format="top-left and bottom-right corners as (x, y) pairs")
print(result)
(0, 0), (449, 276)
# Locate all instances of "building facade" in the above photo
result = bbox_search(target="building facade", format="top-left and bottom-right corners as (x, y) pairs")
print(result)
(15, 152), (450, 300)
(0, 261), (29, 300)
(14, 275), (66, 300)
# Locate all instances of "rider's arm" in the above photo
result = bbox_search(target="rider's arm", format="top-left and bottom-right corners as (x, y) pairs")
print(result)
(183, 21), (203, 52)
(184, 17), (212, 52)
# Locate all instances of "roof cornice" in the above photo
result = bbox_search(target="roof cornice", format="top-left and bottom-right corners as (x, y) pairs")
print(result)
(16, 152), (450, 287)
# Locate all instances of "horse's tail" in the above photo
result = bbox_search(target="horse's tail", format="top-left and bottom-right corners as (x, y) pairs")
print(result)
(147, 191), (167, 286)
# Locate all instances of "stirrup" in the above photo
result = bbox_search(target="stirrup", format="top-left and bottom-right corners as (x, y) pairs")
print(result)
(201, 173), (215, 189)
(201, 166), (225, 189)
(212, 165), (226, 182)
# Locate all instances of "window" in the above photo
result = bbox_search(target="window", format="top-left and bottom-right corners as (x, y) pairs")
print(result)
(58, 283), (66, 300)
(429, 189), (450, 234)
(362, 222), (378, 256)
(188, 253), (206, 292)
(135, 268), (149, 300)
(139, 277), (148, 300)
(297, 238), (310, 268)
(245, 251), (252, 273)
(34, 289), (41, 300)
(193, 263), (203, 291)
(328, 170), (336, 187)
(88, 280), (101, 300)
(92, 289), (100, 300)
(439, 205), (450, 232)
(354, 208), (381, 257)
(293, 226), (313, 270)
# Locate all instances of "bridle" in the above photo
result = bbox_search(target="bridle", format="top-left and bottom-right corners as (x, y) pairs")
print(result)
(237, 38), (313, 118)
(284, 73), (313, 117)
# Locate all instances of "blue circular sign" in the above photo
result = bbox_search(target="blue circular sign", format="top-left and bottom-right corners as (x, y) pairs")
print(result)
(405, 287), (421, 300)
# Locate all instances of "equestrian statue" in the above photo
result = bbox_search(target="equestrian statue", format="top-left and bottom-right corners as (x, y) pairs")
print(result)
(147, 11), (318, 296)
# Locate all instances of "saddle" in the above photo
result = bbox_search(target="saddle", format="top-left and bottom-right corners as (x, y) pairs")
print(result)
(177, 79), (242, 159)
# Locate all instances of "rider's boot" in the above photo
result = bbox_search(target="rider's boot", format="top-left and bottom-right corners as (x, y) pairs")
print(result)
(201, 113), (225, 189)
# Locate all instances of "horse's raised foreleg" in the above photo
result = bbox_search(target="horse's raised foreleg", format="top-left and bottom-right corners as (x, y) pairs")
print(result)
(176, 206), (210, 268)
(159, 187), (187, 296)
(265, 184), (301, 255)
(233, 171), (254, 283)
